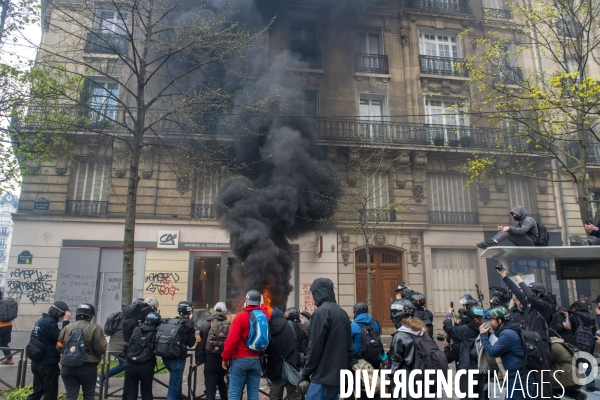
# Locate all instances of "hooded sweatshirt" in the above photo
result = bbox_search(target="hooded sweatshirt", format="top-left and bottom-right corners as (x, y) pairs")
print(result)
(480, 321), (526, 376)
(509, 206), (539, 238)
(302, 278), (354, 386)
(265, 308), (301, 382)
(31, 311), (70, 367)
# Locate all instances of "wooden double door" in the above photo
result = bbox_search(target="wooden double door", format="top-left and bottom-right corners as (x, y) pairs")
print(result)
(355, 248), (403, 327)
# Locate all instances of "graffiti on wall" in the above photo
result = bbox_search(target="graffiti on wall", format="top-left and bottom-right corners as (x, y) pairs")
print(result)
(302, 283), (337, 314)
(7, 269), (56, 305)
(145, 272), (180, 299)
(108, 277), (121, 302)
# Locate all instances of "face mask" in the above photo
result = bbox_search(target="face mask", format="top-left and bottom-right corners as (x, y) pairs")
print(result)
(512, 214), (521, 221)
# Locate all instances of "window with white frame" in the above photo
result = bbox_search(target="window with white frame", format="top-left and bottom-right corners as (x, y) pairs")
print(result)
(71, 160), (111, 202)
(0, 227), (7, 235)
(1, 215), (10, 224)
(431, 249), (478, 313)
(356, 32), (382, 55)
(425, 99), (469, 141)
(361, 172), (390, 221)
(194, 169), (227, 218)
(0, 238), (6, 246)
(420, 33), (459, 58)
(359, 94), (387, 138)
(96, 10), (128, 34)
(3, 206), (10, 212)
(86, 79), (119, 123)
(482, 0), (504, 9)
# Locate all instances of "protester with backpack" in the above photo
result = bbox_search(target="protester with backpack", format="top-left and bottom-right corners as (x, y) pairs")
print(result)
(500, 269), (554, 398)
(221, 290), (270, 400)
(477, 206), (548, 248)
(549, 337), (587, 400)
(25, 301), (71, 400)
(300, 278), (353, 400)
(550, 306), (575, 346)
(285, 307), (308, 354)
(265, 307), (302, 400)
(122, 297), (158, 343)
(570, 302), (597, 393)
(409, 293), (434, 337)
(0, 291), (18, 365)
(196, 302), (230, 400)
(444, 304), (484, 399)
(123, 311), (161, 400)
(156, 301), (195, 400)
(480, 306), (536, 399)
(350, 302), (383, 368)
(57, 304), (107, 400)
(388, 299), (448, 396)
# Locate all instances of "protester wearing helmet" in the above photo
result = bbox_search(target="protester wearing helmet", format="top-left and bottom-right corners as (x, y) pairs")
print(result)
(57, 304), (107, 400)
(394, 284), (411, 300)
(490, 286), (510, 308)
(455, 294), (478, 325)
(499, 269), (554, 398)
(222, 290), (271, 400)
(350, 302), (382, 367)
(123, 311), (161, 400)
(409, 293), (434, 337)
(480, 306), (535, 399)
(285, 307), (308, 354)
(443, 305), (484, 399)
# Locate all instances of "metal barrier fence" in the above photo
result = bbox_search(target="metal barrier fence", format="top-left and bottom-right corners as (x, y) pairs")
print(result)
(0, 347), (28, 389)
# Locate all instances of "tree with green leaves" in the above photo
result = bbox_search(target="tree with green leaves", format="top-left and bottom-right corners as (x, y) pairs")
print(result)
(465, 0), (600, 224)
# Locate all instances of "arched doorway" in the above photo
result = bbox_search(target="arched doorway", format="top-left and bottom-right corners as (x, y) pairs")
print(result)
(355, 248), (403, 327)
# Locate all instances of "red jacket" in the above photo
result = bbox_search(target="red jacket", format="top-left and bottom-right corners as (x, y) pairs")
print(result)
(222, 304), (270, 361)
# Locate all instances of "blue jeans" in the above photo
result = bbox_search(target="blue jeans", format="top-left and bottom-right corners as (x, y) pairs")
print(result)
(505, 374), (535, 400)
(586, 362), (597, 390)
(98, 359), (124, 385)
(163, 359), (187, 400)
(305, 382), (340, 400)
(228, 358), (262, 400)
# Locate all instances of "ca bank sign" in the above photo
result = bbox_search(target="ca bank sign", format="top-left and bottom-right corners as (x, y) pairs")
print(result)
(157, 230), (179, 249)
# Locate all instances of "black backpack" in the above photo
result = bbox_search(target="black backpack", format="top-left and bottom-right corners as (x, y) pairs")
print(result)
(61, 324), (91, 367)
(534, 222), (550, 246)
(0, 298), (18, 322)
(411, 334), (449, 394)
(103, 312), (123, 337)
(574, 321), (595, 353)
(26, 323), (47, 361)
(514, 329), (546, 370)
(155, 319), (185, 359)
(122, 304), (146, 342)
(357, 320), (383, 366)
(126, 326), (156, 364)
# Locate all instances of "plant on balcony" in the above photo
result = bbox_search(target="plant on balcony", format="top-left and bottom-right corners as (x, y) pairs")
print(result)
(459, 135), (473, 147)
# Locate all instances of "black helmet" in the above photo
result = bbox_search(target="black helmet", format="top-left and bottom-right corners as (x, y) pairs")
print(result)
(409, 293), (426, 309)
(246, 289), (261, 306)
(468, 305), (485, 320)
(395, 284), (410, 293)
(353, 302), (368, 317)
(486, 306), (511, 321)
(528, 282), (546, 296)
(285, 307), (299, 321)
(458, 308), (469, 321)
(76, 303), (95, 319)
(401, 288), (415, 299)
(132, 298), (145, 306)
(144, 312), (161, 326)
(177, 301), (193, 315)
(390, 299), (415, 323)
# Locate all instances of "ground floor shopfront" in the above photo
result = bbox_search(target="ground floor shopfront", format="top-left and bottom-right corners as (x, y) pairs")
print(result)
(5, 215), (571, 334)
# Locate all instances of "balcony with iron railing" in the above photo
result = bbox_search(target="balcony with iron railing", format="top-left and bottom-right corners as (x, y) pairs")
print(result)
(192, 204), (216, 219)
(565, 142), (600, 168)
(84, 30), (128, 55)
(409, 0), (472, 13)
(363, 209), (397, 223)
(483, 7), (512, 19)
(419, 55), (468, 77)
(66, 200), (108, 216)
(429, 211), (479, 224)
(355, 54), (389, 74)
(493, 66), (524, 85)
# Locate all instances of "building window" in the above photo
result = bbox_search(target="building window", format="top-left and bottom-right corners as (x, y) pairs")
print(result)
(3, 207), (10, 212)
(290, 20), (320, 68)
(81, 78), (119, 124)
(361, 172), (393, 222)
(96, 10), (128, 34)
(0, 238), (6, 246)
(428, 174), (478, 224)
(357, 32), (381, 55)
(591, 191), (600, 219)
(301, 90), (319, 116)
(359, 94), (387, 138)
(420, 33), (459, 58)
(0, 227), (7, 235)
(193, 169), (227, 219)
(1, 215), (10, 224)
(507, 177), (539, 222)
(425, 99), (469, 143)
(67, 160), (110, 216)
(431, 249), (478, 313)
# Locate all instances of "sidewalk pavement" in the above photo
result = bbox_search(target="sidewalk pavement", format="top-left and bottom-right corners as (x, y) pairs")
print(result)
(3, 331), (600, 399)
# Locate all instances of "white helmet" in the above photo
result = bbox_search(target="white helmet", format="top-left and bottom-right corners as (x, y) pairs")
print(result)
(144, 296), (159, 310)
(214, 302), (227, 313)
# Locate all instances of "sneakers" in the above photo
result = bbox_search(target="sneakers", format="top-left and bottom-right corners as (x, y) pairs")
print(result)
(0, 359), (14, 365)
(477, 240), (497, 249)
(571, 234), (590, 246)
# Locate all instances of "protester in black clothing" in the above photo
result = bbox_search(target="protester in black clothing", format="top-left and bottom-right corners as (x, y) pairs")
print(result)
(443, 337), (460, 364)
(300, 278), (354, 399)
(508, 296), (525, 328)
(443, 305), (484, 398)
(550, 307), (575, 345)
(410, 293), (434, 337)
(123, 312), (161, 400)
(570, 302), (598, 392)
(26, 302), (71, 400)
(285, 307), (308, 354)
(196, 302), (229, 400)
(266, 308), (301, 400)
(500, 270), (554, 399)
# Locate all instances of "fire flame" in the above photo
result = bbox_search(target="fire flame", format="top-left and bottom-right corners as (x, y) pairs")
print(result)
(263, 287), (273, 315)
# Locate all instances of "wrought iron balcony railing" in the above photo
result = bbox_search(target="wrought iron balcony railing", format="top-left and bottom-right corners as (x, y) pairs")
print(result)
(364, 209), (397, 223)
(483, 7), (512, 19)
(66, 200), (108, 216)
(355, 54), (389, 74)
(419, 55), (468, 77)
(493, 66), (524, 85)
(429, 211), (479, 225)
(565, 142), (600, 168)
(84, 30), (128, 55)
(192, 204), (216, 219)
(409, 0), (472, 14)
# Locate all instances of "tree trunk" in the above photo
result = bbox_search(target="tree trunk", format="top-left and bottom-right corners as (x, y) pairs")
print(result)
(365, 237), (371, 314)
(0, 0), (9, 35)
(122, 141), (141, 306)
